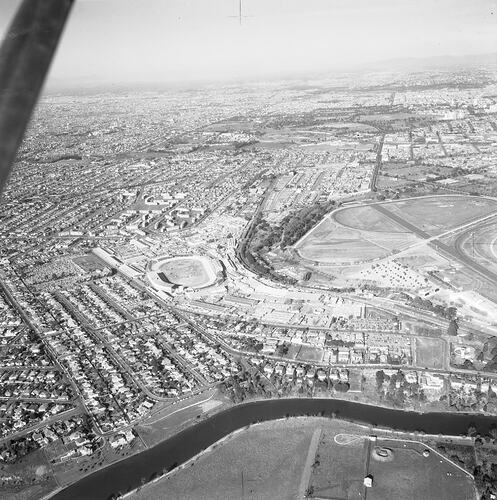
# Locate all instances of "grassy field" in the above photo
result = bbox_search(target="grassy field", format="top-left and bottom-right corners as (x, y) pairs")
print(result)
(297, 346), (324, 363)
(456, 223), (497, 276)
(416, 337), (446, 369)
(296, 195), (497, 270)
(159, 257), (212, 288)
(296, 217), (417, 265)
(379, 162), (455, 186)
(309, 426), (366, 498)
(72, 254), (108, 273)
(334, 205), (407, 233)
(0, 448), (58, 500)
(286, 343), (302, 360)
(299, 237), (389, 263)
(368, 438), (475, 500)
(136, 390), (226, 447)
(311, 426), (475, 500)
(131, 419), (318, 500)
(387, 196), (497, 235)
(403, 320), (443, 336)
(130, 417), (476, 500)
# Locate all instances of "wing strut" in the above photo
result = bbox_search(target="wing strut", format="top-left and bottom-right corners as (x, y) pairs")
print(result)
(0, 0), (74, 195)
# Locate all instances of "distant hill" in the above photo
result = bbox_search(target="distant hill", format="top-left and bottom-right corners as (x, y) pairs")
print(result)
(366, 52), (497, 71)
(45, 52), (497, 94)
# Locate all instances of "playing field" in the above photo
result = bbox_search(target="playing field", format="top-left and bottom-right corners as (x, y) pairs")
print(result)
(296, 195), (497, 268)
(73, 254), (108, 273)
(297, 345), (324, 363)
(367, 438), (475, 500)
(131, 419), (318, 500)
(150, 256), (217, 289)
(386, 196), (497, 236)
(416, 337), (446, 370)
(310, 426), (366, 498)
(334, 205), (407, 233)
(311, 428), (475, 500)
(296, 215), (418, 265)
(455, 221), (497, 276)
(131, 418), (475, 500)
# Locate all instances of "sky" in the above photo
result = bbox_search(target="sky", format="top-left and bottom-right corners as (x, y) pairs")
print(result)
(1, 0), (496, 86)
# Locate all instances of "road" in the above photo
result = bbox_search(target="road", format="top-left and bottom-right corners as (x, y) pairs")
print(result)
(0, 276), (95, 426)
(146, 157), (256, 234)
(0, 396), (74, 404)
(298, 428), (321, 499)
(56, 291), (173, 403)
(436, 130), (448, 157)
(88, 282), (135, 322)
(371, 203), (431, 239)
(0, 407), (80, 445)
(453, 222), (497, 276)
(371, 203), (497, 285)
(142, 390), (217, 426)
(235, 176), (277, 273)
(0, 365), (59, 371)
(163, 303), (497, 380)
(369, 133), (385, 192)
(154, 335), (210, 386)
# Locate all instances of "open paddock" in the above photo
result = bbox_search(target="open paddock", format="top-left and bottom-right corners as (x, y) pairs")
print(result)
(311, 429), (475, 500)
(131, 419), (318, 500)
(367, 438), (475, 500)
(333, 205), (407, 233)
(386, 196), (497, 236)
(310, 427), (366, 499)
(454, 222), (497, 277)
(297, 346), (324, 363)
(286, 343), (302, 360)
(296, 216), (418, 265)
(416, 337), (446, 370)
(295, 195), (497, 270)
(72, 254), (108, 273)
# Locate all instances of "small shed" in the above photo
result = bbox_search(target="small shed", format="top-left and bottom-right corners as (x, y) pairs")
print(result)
(364, 475), (374, 488)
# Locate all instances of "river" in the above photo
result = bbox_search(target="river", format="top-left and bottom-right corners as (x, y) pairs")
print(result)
(51, 398), (496, 500)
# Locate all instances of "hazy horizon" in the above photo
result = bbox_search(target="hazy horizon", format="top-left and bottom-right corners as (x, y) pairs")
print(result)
(1, 0), (497, 87)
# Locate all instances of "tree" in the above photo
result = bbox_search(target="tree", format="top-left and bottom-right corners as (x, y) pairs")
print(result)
(488, 425), (497, 441)
(335, 382), (350, 393)
(305, 485), (315, 497)
(467, 424), (478, 438)
(448, 319), (459, 336)
(446, 306), (458, 320)
(376, 370), (385, 390)
(277, 343), (289, 356)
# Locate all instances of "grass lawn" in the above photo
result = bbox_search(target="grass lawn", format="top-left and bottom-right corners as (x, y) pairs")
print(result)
(416, 337), (445, 369)
(310, 426), (366, 499)
(368, 438), (475, 500)
(72, 254), (107, 273)
(286, 343), (302, 360)
(296, 216), (417, 265)
(387, 196), (497, 236)
(297, 346), (324, 363)
(129, 417), (476, 500)
(132, 419), (318, 500)
(0, 448), (58, 500)
(334, 205), (407, 233)
(159, 257), (211, 288)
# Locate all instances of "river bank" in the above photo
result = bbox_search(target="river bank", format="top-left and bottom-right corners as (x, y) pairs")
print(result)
(48, 397), (495, 500)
